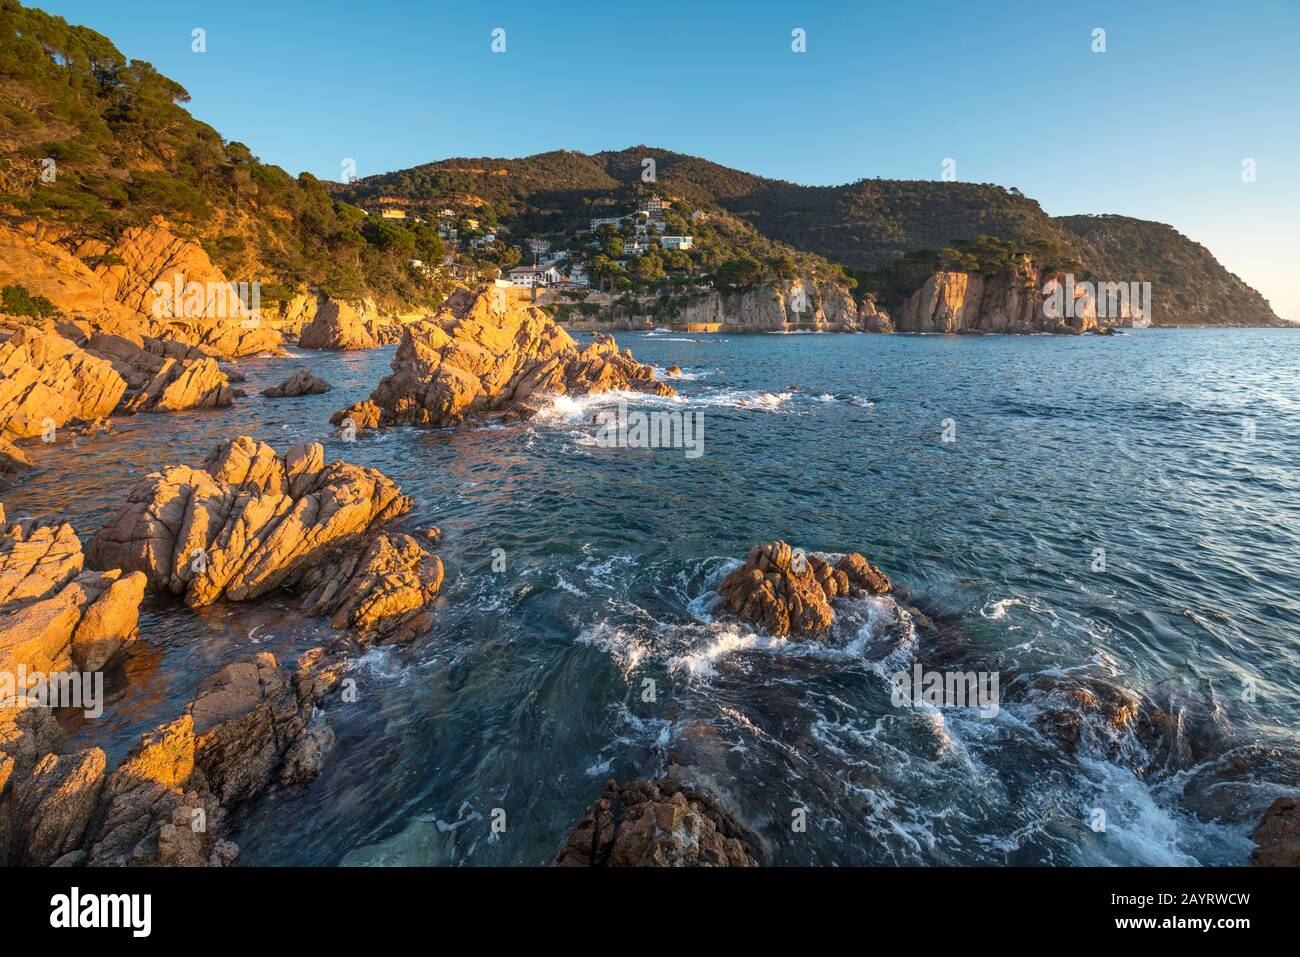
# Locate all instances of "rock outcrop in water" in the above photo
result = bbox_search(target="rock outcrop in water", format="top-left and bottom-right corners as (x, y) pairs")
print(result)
(555, 778), (760, 867)
(297, 298), (404, 350)
(86, 436), (417, 611)
(0, 646), (342, 867)
(296, 531), (444, 644)
(332, 287), (673, 430)
(72, 330), (234, 413)
(2, 432), (445, 866)
(1251, 796), (1300, 867)
(715, 540), (893, 639)
(263, 368), (332, 398)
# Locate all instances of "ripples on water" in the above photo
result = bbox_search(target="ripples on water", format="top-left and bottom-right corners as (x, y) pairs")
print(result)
(7, 329), (1299, 865)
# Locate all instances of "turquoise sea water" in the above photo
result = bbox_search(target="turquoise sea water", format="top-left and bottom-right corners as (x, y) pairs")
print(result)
(8, 327), (1298, 865)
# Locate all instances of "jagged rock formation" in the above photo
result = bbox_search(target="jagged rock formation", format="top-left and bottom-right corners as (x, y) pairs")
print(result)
(555, 777), (760, 867)
(2, 433), (446, 866)
(1251, 796), (1300, 866)
(298, 297), (405, 350)
(1, 648), (341, 867)
(117, 357), (230, 414)
(70, 221), (282, 358)
(0, 327), (127, 440)
(715, 540), (893, 639)
(263, 368), (332, 398)
(0, 504), (146, 676)
(86, 436), (415, 609)
(0, 221), (282, 359)
(332, 287), (673, 430)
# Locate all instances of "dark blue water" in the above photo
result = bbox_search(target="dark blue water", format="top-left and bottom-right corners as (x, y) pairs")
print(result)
(9, 328), (1299, 865)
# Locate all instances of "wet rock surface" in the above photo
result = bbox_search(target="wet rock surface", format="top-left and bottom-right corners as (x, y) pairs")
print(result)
(1251, 796), (1300, 867)
(263, 368), (332, 398)
(715, 540), (893, 638)
(555, 777), (761, 867)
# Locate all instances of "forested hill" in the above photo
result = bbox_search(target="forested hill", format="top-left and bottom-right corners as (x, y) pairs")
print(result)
(1054, 214), (1284, 327)
(344, 146), (1288, 326)
(0, 0), (446, 307)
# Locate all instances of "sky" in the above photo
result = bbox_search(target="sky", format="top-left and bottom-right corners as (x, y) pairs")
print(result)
(33, 0), (1300, 320)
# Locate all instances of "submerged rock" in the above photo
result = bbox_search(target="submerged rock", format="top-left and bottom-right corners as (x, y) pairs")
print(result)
(555, 778), (760, 867)
(331, 287), (673, 430)
(1251, 796), (1300, 866)
(1023, 675), (1156, 760)
(263, 368), (332, 398)
(715, 540), (893, 639)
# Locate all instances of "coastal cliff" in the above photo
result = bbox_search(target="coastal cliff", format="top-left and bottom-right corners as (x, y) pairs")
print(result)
(553, 278), (893, 333)
(894, 268), (1104, 334)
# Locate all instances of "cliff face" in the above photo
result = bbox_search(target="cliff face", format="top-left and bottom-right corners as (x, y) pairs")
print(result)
(894, 268), (1104, 334)
(1, 220), (281, 358)
(561, 279), (893, 333)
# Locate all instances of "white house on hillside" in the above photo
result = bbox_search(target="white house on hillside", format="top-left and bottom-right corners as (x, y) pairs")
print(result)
(659, 235), (694, 250)
(507, 264), (563, 288)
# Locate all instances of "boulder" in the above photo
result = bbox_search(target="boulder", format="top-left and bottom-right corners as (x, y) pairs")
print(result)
(124, 356), (232, 413)
(85, 436), (414, 610)
(297, 531), (444, 644)
(714, 541), (893, 639)
(1025, 676), (1149, 757)
(331, 287), (673, 429)
(0, 515), (144, 676)
(263, 368), (332, 398)
(555, 778), (760, 867)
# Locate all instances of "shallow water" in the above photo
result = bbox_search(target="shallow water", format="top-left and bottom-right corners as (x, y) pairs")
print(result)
(7, 328), (1299, 865)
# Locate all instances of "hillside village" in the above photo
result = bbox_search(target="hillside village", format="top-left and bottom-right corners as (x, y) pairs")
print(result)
(358, 191), (701, 293)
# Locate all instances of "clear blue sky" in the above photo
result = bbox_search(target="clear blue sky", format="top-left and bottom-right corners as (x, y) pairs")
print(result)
(33, 0), (1300, 319)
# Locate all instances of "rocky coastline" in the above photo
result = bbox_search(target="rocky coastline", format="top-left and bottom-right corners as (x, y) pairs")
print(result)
(0, 215), (1288, 868)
